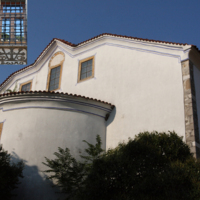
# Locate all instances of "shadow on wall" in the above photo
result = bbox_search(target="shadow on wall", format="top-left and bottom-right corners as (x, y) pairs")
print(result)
(11, 152), (66, 200)
(106, 106), (116, 127)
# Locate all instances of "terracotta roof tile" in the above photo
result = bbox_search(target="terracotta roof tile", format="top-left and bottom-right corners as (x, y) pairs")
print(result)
(0, 90), (115, 108)
(0, 33), (195, 89)
(73, 33), (189, 46)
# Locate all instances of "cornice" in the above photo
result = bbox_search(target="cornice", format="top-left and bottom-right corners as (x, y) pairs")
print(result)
(0, 90), (115, 107)
(0, 91), (114, 121)
(0, 33), (196, 91)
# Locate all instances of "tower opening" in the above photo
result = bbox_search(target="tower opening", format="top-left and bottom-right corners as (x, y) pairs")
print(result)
(0, 0), (27, 64)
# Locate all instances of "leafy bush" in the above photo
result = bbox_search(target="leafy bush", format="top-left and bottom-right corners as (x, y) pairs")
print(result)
(43, 131), (200, 200)
(0, 146), (24, 200)
(43, 135), (103, 200)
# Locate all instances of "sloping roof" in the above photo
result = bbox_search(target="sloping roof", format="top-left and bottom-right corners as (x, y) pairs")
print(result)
(0, 90), (115, 108)
(0, 33), (198, 89)
(58, 33), (189, 46)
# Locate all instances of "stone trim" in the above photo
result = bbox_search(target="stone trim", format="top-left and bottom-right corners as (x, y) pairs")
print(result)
(77, 55), (95, 83)
(46, 51), (65, 91)
(48, 51), (65, 68)
(19, 80), (32, 92)
(0, 122), (3, 140)
(189, 62), (199, 142)
(181, 60), (200, 158)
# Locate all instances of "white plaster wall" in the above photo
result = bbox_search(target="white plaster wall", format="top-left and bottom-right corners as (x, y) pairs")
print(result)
(0, 98), (106, 200)
(59, 43), (185, 148)
(193, 65), (200, 139)
(0, 37), (186, 149)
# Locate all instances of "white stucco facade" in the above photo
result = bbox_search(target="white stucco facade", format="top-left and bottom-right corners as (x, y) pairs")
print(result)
(0, 36), (192, 145)
(0, 34), (200, 199)
(0, 92), (112, 200)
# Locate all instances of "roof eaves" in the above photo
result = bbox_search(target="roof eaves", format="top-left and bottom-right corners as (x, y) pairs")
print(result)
(75, 33), (189, 47)
(0, 90), (115, 108)
(0, 33), (195, 90)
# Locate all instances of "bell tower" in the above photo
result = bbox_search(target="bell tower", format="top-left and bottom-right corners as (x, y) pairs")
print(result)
(0, 0), (27, 64)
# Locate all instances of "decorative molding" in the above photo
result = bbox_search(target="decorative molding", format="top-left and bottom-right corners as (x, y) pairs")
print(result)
(1, 40), (190, 91)
(0, 47), (27, 65)
(58, 42), (185, 62)
(2, 106), (105, 119)
(57, 35), (187, 52)
(77, 55), (95, 83)
(2, 46), (58, 91)
(0, 92), (113, 121)
(48, 51), (65, 67)
(46, 51), (65, 91)
(0, 96), (112, 112)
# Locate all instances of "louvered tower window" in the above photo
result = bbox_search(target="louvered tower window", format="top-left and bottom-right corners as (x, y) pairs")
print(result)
(0, 0), (27, 65)
(0, 0), (27, 44)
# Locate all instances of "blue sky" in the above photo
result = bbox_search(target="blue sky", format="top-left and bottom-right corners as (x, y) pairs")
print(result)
(0, 0), (200, 84)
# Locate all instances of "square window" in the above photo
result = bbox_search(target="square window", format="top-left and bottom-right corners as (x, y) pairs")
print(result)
(20, 81), (32, 92)
(78, 56), (94, 83)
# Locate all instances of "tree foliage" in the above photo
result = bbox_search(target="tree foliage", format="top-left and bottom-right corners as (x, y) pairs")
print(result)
(6, 81), (18, 93)
(43, 135), (104, 200)
(0, 146), (24, 200)
(43, 132), (200, 200)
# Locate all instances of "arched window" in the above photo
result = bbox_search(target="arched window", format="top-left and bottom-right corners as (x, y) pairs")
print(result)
(47, 51), (65, 91)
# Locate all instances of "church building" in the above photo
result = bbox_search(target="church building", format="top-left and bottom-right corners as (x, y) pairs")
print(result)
(0, 33), (200, 199)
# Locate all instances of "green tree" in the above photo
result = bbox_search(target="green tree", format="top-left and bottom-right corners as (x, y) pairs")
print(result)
(1, 33), (10, 40)
(6, 81), (18, 93)
(43, 135), (104, 200)
(82, 131), (200, 200)
(43, 132), (200, 200)
(0, 146), (24, 200)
